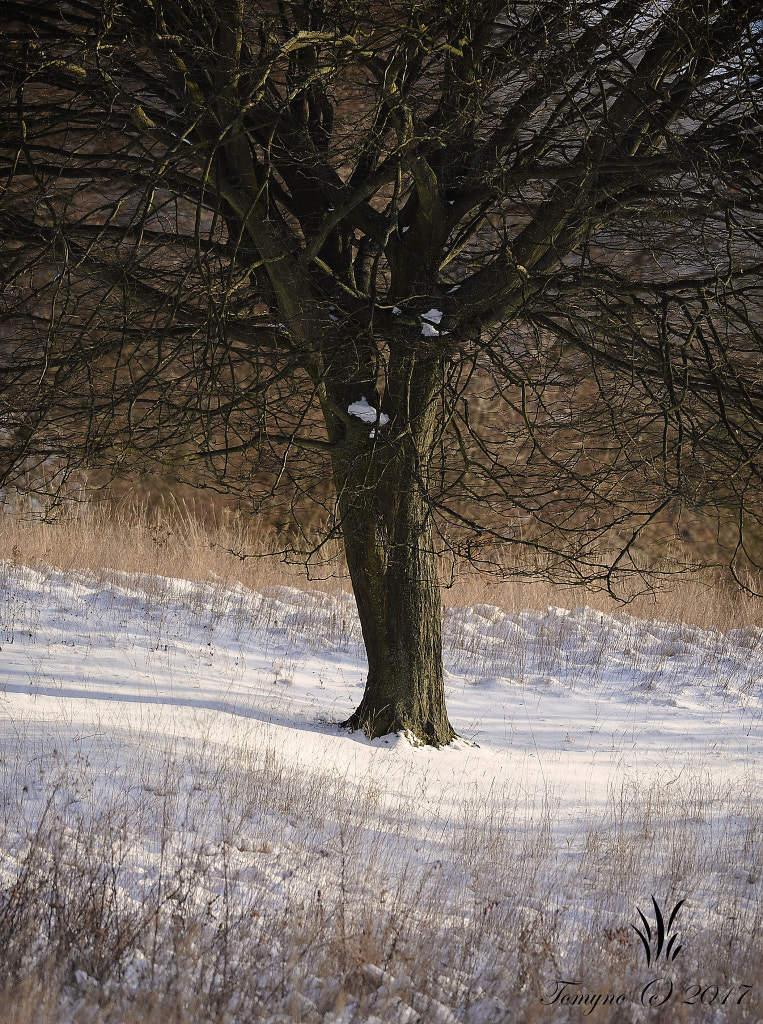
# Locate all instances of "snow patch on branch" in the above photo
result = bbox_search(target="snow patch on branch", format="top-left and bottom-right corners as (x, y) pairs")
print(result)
(420, 308), (449, 337)
(421, 308), (444, 324)
(348, 396), (389, 438)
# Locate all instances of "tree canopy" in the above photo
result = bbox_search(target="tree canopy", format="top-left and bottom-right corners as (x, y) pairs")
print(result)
(1, 0), (762, 742)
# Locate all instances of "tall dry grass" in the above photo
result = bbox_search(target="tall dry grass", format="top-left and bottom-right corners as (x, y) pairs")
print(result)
(0, 494), (759, 631)
(0, 494), (346, 594)
(443, 564), (763, 631)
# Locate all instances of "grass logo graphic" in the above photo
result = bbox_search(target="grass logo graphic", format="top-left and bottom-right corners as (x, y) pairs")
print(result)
(632, 897), (685, 967)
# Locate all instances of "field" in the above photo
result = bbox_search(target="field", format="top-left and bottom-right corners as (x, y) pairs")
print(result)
(0, 505), (762, 1023)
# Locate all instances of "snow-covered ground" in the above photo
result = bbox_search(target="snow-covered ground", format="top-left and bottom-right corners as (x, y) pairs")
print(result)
(1, 561), (762, 1022)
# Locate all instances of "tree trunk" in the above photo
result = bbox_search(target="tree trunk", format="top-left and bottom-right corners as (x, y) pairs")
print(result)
(334, 419), (456, 746)
(340, 494), (455, 745)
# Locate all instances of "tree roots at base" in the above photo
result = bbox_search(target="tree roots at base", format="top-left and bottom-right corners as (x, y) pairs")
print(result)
(341, 705), (457, 748)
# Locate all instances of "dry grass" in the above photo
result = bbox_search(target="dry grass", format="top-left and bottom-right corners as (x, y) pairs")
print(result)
(442, 566), (763, 632)
(0, 494), (347, 595)
(0, 494), (759, 631)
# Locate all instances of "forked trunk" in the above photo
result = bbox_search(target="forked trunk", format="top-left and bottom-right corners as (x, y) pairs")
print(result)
(338, 464), (456, 746)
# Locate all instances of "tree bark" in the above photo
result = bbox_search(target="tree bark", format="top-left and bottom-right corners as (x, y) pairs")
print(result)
(331, 360), (457, 746)
(339, 477), (456, 746)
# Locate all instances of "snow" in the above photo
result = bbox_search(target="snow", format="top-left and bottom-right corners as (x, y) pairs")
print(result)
(3, 562), (761, 836)
(2, 562), (762, 1018)
(347, 396), (389, 438)
(421, 308), (444, 323)
(421, 308), (450, 336)
(347, 396), (388, 425)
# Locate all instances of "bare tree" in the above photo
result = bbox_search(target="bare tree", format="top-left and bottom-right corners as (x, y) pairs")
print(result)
(1, 0), (762, 743)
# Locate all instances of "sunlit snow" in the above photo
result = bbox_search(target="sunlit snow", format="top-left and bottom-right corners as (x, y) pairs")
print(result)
(2, 563), (762, 1019)
(3, 564), (761, 823)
